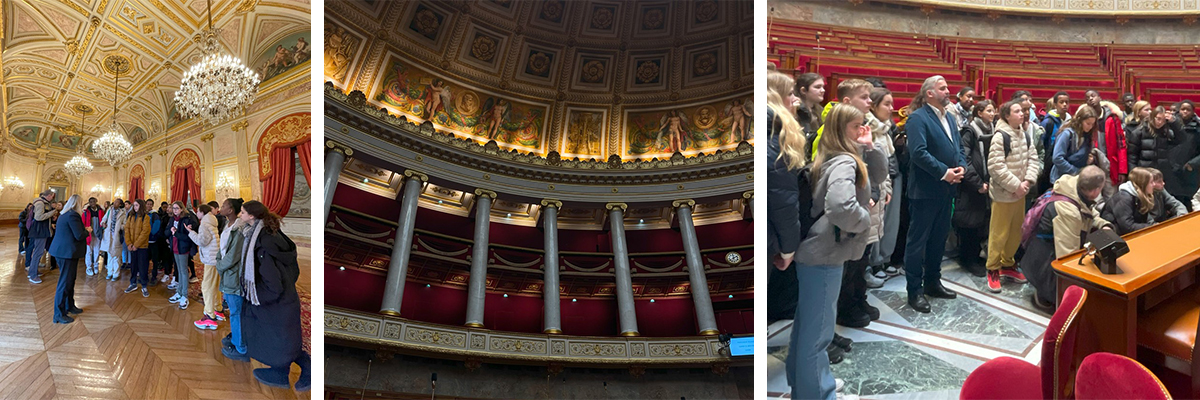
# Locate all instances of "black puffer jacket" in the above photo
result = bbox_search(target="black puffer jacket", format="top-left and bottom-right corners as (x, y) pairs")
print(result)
(766, 108), (800, 256)
(953, 119), (992, 229)
(1128, 121), (1181, 192)
(1168, 116), (1200, 197)
(1100, 181), (1186, 235)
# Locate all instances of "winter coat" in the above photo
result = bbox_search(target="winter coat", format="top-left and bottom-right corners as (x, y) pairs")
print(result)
(169, 213), (200, 255)
(988, 119), (1041, 203)
(187, 213), (221, 265)
(1050, 127), (1094, 184)
(81, 206), (104, 246)
(100, 207), (126, 256)
(48, 210), (87, 259)
(766, 108), (801, 256)
(1035, 174), (1113, 258)
(149, 211), (166, 243)
(242, 228), (303, 368)
(1128, 121), (1180, 191)
(866, 112), (895, 242)
(28, 197), (57, 238)
(797, 102), (820, 157)
(809, 101), (840, 160)
(954, 118), (993, 229)
(1100, 182), (1184, 235)
(794, 148), (889, 266)
(1167, 115), (1200, 198)
(124, 213), (151, 249)
(1104, 105), (1129, 183)
(216, 219), (246, 295)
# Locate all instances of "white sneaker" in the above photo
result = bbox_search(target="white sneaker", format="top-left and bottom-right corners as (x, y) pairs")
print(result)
(85, 267), (93, 276)
(178, 299), (188, 310)
(168, 294), (181, 303)
(189, 277), (199, 283)
(161, 275), (171, 283)
(836, 394), (859, 400)
(836, 378), (845, 392)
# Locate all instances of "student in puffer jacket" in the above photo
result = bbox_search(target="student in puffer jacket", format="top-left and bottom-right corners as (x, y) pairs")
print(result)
(953, 100), (996, 277)
(186, 204), (222, 329)
(785, 104), (888, 400)
(215, 198), (249, 361)
(985, 100), (1041, 293)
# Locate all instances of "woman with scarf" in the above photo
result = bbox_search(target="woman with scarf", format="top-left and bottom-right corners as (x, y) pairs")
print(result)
(953, 100), (996, 277)
(237, 200), (309, 391)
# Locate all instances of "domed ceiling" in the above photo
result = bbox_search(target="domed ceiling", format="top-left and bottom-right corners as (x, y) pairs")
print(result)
(325, 0), (754, 161)
(2, 0), (310, 161)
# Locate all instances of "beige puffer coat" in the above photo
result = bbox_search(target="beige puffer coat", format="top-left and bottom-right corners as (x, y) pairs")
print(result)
(987, 119), (1041, 203)
(865, 112), (894, 243)
(186, 212), (221, 265)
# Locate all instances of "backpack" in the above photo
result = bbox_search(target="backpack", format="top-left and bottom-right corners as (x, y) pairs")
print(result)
(999, 128), (1033, 157)
(1021, 190), (1081, 247)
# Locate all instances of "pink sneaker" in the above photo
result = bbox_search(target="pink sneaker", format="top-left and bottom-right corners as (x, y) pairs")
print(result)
(213, 311), (226, 321)
(193, 315), (217, 330)
(999, 267), (1027, 283)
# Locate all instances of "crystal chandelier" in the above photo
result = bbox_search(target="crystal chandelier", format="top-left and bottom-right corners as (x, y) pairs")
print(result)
(174, 0), (260, 126)
(95, 67), (133, 165)
(64, 106), (94, 177)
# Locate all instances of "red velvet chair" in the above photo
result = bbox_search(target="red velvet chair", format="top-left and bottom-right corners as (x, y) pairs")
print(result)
(960, 285), (1089, 400)
(1074, 353), (1171, 400)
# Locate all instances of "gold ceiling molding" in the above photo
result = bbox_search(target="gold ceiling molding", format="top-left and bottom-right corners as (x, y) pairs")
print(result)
(875, 0), (1200, 17)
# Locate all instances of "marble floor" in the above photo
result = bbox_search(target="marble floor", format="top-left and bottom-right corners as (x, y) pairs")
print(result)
(767, 259), (1052, 399)
(0, 226), (311, 399)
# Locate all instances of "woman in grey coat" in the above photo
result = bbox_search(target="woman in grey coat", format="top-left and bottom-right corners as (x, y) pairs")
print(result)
(786, 104), (888, 400)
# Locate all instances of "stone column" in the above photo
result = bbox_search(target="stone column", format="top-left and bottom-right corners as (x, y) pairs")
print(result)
(541, 199), (562, 334)
(607, 202), (639, 337)
(379, 170), (427, 316)
(464, 189), (496, 328)
(159, 150), (168, 200)
(323, 141), (353, 225)
(674, 199), (719, 335)
(743, 191), (754, 220)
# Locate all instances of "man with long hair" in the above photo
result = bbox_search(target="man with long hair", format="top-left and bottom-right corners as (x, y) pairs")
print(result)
(901, 75), (965, 313)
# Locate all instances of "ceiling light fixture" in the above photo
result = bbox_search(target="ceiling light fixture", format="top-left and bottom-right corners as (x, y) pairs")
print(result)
(174, 0), (260, 126)
(64, 106), (94, 177)
(94, 64), (133, 165)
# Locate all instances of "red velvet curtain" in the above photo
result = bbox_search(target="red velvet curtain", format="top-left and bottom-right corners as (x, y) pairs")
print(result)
(261, 146), (296, 217)
(188, 167), (201, 206)
(171, 166), (197, 203)
(128, 177), (143, 201)
(297, 140), (312, 186)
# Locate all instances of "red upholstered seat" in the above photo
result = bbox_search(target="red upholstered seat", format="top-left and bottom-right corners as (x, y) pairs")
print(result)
(961, 285), (1088, 400)
(1074, 353), (1171, 400)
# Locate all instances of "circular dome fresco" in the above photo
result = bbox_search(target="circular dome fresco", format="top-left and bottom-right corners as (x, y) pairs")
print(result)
(324, 0), (754, 162)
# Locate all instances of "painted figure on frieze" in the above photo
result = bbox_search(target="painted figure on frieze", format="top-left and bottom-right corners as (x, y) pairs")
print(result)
(423, 78), (451, 119)
(482, 98), (510, 141)
(624, 95), (753, 159)
(723, 99), (752, 143)
(656, 110), (691, 154)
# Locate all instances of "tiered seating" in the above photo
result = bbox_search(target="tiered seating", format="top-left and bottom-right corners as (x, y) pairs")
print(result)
(769, 20), (1200, 111)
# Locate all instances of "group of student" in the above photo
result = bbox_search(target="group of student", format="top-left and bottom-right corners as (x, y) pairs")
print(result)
(18, 190), (311, 391)
(766, 64), (1200, 400)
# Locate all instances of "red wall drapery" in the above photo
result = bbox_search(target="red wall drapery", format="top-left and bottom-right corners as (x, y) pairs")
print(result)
(257, 113), (312, 217)
(261, 145), (297, 217)
(170, 149), (202, 205)
(128, 176), (143, 201)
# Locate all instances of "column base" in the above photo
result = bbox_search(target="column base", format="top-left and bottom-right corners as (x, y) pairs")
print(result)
(465, 322), (485, 328)
(380, 310), (401, 317)
(699, 329), (720, 335)
(543, 329), (563, 334)
(619, 331), (640, 337)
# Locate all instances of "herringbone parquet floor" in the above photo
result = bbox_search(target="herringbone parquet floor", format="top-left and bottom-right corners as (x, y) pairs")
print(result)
(0, 226), (311, 400)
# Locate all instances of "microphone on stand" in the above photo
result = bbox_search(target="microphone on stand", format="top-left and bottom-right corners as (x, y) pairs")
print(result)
(431, 373), (438, 400)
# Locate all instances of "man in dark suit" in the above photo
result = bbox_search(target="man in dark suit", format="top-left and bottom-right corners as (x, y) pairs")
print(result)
(903, 75), (966, 313)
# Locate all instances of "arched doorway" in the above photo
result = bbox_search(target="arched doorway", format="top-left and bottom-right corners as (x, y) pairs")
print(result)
(128, 164), (145, 200)
(258, 112), (311, 216)
(170, 148), (202, 206)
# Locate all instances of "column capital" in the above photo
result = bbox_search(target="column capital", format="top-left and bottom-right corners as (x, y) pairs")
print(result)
(200, 133), (215, 142)
(36, 159), (46, 166)
(743, 190), (754, 199)
(144, 155), (152, 162)
(159, 150), (168, 157)
(403, 169), (428, 183)
(672, 199), (696, 209)
(540, 199), (562, 209)
(326, 140), (354, 156)
(474, 188), (497, 200)
(231, 120), (249, 132)
(605, 202), (627, 212)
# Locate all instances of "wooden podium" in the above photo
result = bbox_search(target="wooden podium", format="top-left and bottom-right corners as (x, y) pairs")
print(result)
(1053, 211), (1200, 358)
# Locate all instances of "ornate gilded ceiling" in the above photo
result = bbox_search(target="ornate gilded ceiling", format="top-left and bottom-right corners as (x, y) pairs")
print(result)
(2, 0), (310, 160)
(326, 0), (754, 161)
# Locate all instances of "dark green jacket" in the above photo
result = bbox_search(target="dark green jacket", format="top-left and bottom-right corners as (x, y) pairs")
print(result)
(215, 220), (246, 295)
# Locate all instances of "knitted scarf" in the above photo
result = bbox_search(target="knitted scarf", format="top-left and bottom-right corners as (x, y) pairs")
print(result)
(240, 219), (264, 306)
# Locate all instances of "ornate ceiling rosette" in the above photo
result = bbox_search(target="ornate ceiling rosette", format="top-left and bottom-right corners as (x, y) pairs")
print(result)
(324, 0), (755, 163)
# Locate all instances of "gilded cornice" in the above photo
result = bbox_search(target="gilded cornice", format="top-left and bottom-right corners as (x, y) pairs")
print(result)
(876, 0), (1200, 17)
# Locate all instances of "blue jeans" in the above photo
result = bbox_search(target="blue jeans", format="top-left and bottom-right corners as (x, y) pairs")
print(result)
(224, 294), (246, 353)
(26, 238), (47, 279)
(787, 263), (842, 400)
(173, 253), (190, 297)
